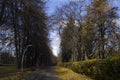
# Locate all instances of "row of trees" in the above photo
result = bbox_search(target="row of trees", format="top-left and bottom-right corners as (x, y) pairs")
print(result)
(0, 51), (15, 64)
(51, 0), (120, 62)
(0, 0), (56, 68)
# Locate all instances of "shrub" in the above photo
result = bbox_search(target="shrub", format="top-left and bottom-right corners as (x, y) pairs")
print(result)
(59, 56), (120, 80)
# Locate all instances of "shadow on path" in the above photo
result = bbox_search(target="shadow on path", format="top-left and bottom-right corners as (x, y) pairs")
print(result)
(21, 66), (61, 80)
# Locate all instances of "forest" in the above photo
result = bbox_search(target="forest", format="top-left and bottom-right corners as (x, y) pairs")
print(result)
(52, 0), (120, 62)
(0, 0), (57, 68)
(0, 0), (120, 80)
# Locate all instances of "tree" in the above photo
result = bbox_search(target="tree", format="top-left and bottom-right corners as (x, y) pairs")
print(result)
(0, 0), (55, 68)
(51, 0), (119, 62)
(86, 0), (118, 58)
(61, 16), (78, 62)
(0, 52), (15, 64)
(51, 1), (86, 62)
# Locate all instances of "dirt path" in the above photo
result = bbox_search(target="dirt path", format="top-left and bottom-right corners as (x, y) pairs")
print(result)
(21, 67), (61, 80)
(21, 66), (92, 80)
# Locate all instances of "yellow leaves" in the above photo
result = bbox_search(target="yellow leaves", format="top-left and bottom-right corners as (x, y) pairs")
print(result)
(82, 27), (87, 37)
(55, 67), (92, 80)
(82, 20), (93, 37)
(99, 4), (111, 12)
(94, 0), (111, 12)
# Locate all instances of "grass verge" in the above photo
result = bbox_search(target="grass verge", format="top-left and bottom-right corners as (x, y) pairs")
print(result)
(55, 66), (92, 80)
(0, 64), (32, 80)
(0, 71), (32, 80)
(59, 55), (120, 80)
(0, 64), (17, 77)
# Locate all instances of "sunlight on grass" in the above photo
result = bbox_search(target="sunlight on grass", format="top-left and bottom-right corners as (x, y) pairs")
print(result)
(0, 71), (32, 80)
(0, 65), (32, 80)
(55, 67), (92, 80)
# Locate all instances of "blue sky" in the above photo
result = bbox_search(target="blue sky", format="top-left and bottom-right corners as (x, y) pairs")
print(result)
(46, 0), (68, 16)
(46, 0), (69, 56)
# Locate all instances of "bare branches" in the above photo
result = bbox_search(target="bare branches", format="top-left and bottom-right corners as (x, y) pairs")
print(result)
(51, 0), (120, 62)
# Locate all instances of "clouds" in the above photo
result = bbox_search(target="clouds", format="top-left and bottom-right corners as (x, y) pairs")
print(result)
(47, 0), (68, 56)
(50, 30), (60, 56)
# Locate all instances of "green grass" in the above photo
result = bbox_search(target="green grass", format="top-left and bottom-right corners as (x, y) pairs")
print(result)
(55, 66), (92, 80)
(0, 64), (32, 80)
(0, 71), (32, 80)
(0, 64), (18, 77)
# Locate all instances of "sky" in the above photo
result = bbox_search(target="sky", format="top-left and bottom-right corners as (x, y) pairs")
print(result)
(46, 0), (68, 15)
(46, 0), (68, 56)
(46, 0), (120, 56)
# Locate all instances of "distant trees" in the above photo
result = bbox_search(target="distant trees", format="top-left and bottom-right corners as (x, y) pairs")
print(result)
(0, 52), (15, 64)
(61, 16), (77, 62)
(0, 0), (55, 68)
(51, 1), (87, 62)
(51, 0), (120, 62)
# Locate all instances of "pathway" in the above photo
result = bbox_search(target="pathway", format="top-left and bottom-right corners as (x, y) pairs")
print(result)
(21, 67), (61, 80)
(21, 66), (92, 80)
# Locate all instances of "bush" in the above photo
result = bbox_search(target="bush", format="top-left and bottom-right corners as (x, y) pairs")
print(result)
(59, 56), (120, 80)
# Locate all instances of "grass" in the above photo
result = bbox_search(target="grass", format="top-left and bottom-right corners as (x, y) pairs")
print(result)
(0, 71), (32, 80)
(0, 64), (17, 77)
(0, 64), (32, 80)
(55, 66), (92, 80)
(0, 65), (92, 80)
